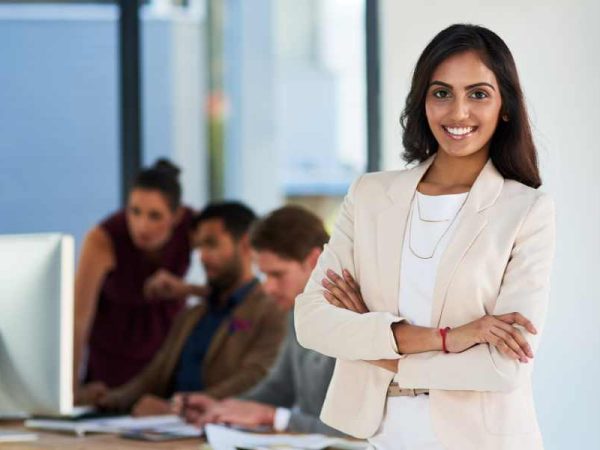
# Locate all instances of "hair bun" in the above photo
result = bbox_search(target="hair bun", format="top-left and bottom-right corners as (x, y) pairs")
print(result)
(152, 158), (180, 179)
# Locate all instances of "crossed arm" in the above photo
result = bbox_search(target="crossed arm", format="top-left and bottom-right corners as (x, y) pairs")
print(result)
(322, 268), (536, 373)
(294, 176), (555, 392)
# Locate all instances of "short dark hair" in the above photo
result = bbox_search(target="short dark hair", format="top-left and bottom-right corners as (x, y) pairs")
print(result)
(250, 205), (329, 262)
(400, 23), (541, 188)
(192, 201), (257, 240)
(132, 158), (182, 211)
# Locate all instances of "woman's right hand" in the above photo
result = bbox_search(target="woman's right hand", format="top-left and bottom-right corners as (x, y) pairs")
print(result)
(144, 269), (189, 300)
(446, 313), (537, 363)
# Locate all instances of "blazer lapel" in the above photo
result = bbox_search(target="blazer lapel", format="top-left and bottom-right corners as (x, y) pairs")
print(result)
(430, 208), (487, 327)
(202, 285), (259, 369)
(430, 159), (504, 327)
(377, 157), (434, 313)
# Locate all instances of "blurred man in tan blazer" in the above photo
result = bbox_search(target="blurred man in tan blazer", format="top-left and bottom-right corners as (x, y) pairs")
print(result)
(98, 202), (286, 415)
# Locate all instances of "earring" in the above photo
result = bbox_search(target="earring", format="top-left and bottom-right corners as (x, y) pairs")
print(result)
(502, 114), (509, 122)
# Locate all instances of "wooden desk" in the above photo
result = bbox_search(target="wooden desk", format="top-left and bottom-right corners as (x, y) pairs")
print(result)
(0, 421), (208, 449)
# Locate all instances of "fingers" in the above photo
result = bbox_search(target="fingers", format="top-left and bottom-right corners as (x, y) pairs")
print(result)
(192, 412), (211, 428)
(322, 277), (358, 312)
(472, 315), (534, 363)
(323, 270), (361, 309)
(131, 401), (145, 417)
(170, 395), (183, 415)
(494, 320), (534, 359)
(144, 270), (186, 300)
(95, 383), (108, 398)
(209, 410), (254, 427)
(497, 312), (537, 334)
(480, 315), (533, 362)
(343, 269), (361, 292)
(144, 277), (162, 300)
(171, 393), (210, 424)
(322, 269), (368, 313)
(323, 291), (344, 309)
(144, 269), (168, 299)
(200, 406), (225, 426)
(172, 393), (214, 418)
(329, 269), (361, 303)
(489, 326), (528, 363)
(183, 408), (202, 425)
(76, 383), (109, 406)
(94, 389), (111, 408)
(341, 269), (368, 313)
(187, 394), (214, 408)
(323, 282), (366, 313)
(486, 330), (521, 361)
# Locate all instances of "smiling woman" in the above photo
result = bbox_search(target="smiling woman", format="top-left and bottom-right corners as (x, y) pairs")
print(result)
(426, 52), (503, 153)
(401, 25), (540, 190)
(294, 24), (555, 450)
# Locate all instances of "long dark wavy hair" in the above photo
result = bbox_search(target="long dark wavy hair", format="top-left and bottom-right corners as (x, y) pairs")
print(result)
(400, 24), (541, 188)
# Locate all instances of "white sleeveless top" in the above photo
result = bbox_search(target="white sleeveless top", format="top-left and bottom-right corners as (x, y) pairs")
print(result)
(369, 191), (468, 450)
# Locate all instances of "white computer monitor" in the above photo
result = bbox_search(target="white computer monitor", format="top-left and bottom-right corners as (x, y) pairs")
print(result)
(0, 233), (74, 416)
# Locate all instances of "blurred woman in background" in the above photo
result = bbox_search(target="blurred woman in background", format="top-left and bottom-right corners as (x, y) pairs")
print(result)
(74, 159), (194, 403)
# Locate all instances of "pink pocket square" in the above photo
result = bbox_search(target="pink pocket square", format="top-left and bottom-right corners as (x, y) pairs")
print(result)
(229, 318), (252, 334)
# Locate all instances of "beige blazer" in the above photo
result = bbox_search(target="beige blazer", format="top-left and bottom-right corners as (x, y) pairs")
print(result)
(295, 157), (555, 450)
(105, 284), (287, 411)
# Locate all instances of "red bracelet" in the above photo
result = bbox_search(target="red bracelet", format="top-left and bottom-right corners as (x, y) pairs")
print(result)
(439, 327), (451, 354)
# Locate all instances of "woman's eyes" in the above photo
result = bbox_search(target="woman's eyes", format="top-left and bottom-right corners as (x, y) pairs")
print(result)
(431, 89), (489, 100)
(432, 89), (450, 99)
(469, 90), (489, 99)
(149, 211), (164, 221)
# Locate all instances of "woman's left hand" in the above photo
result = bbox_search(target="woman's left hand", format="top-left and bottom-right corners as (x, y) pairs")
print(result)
(322, 269), (369, 314)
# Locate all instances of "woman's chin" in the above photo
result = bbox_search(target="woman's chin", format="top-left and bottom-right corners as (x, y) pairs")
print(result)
(133, 238), (162, 252)
(437, 144), (489, 159)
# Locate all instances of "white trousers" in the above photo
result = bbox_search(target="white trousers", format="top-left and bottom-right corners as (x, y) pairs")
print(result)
(367, 396), (446, 450)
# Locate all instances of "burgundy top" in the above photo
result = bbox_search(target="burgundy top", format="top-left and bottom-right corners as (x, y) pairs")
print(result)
(86, 207), (193, 388)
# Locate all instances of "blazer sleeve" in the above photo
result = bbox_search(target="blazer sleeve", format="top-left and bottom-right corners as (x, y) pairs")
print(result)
(295, 176), (405, 361)
(100, 310), (191, 411)
(394, 193), (556, 392)
(203, 303), (287, 399)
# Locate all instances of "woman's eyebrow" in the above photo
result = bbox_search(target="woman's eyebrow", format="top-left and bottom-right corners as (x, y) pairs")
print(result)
(429, 80), (496, 91)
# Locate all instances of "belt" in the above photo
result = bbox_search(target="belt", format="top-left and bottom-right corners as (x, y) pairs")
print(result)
(387, 382), (429, 397)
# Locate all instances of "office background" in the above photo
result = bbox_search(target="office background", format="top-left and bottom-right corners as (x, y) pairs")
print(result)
(0, 1), (598, 448)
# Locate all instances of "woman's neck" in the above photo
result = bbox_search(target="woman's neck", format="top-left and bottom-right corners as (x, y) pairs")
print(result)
(143, 248), (163, 263)
(419, 150), (488, 195)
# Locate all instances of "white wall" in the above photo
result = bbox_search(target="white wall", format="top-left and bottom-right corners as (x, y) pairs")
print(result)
(380, 1), (600, 448)
(224, 0), (282, 214)
(142, 8), (209, 209)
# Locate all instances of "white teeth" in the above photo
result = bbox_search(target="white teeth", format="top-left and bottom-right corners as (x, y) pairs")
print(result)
(445, 126), (474, 136)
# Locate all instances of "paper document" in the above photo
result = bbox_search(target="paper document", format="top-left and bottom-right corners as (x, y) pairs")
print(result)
(205, 424), (367, 450)
(26, 414), (202, 438)
(0, 429), (38, 443)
